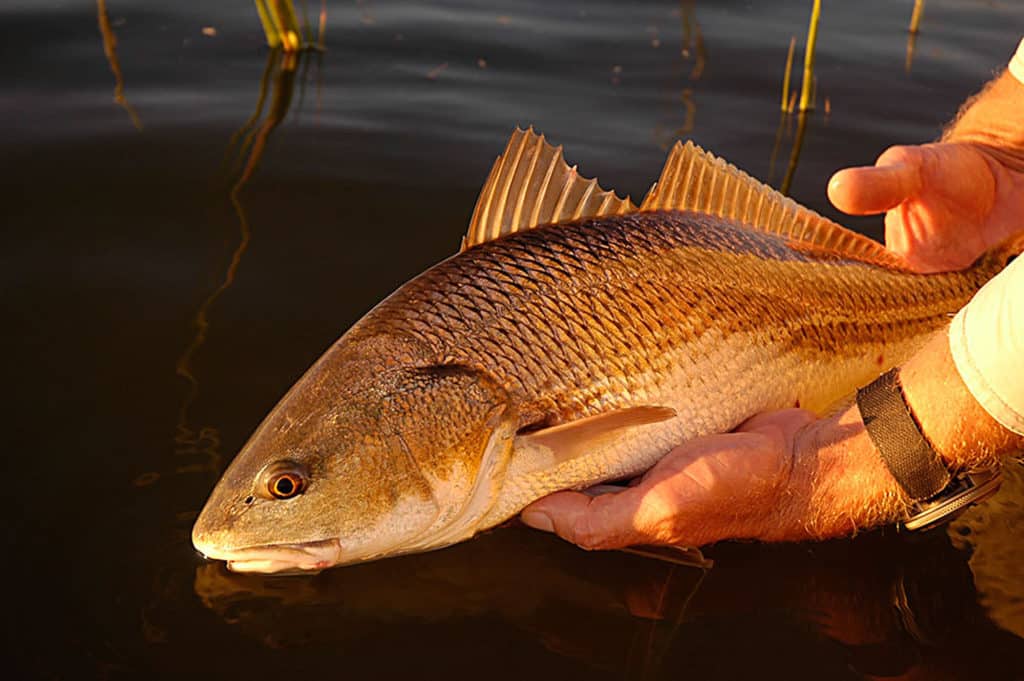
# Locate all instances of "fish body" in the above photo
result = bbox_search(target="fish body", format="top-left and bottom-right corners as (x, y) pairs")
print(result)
(192, 131), (1020, 572)
(354, 210), (991, 525)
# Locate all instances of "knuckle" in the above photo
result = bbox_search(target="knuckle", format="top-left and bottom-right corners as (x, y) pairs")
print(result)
(880, 144), (913, 162)
(635, 487), (681, 543)
(570, 512), (606, 550)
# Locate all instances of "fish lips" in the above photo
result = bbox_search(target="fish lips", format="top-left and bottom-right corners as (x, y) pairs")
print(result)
(194, 537), (343, 574)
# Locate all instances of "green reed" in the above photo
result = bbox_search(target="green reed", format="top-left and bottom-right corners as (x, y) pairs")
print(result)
(256, 0), (325, 51)
(909, 0), (925, 34)
(798, 0), (821, 112)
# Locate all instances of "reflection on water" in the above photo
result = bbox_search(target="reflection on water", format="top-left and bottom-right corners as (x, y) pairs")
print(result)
(768, 81), (813, 194)
(96, 0), (142, 130)
(679, 0), (705, 80)
(193, 528), (706, 673)
(906, 0), (928, 73)
(951, 460), (1024, 640)
(226, 48), (305, 190)
(175, 46), (319, 482)
(193, 498), (1024, 680)
(781, 109), (811, 195)
(770, 0), (822, 194)
(653, 2), (702, 150)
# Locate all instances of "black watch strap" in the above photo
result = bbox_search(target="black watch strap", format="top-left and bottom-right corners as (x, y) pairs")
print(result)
(856, 368), (951, 501)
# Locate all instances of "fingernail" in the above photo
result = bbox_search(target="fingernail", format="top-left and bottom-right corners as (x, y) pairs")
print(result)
(521, 510), (554, 533)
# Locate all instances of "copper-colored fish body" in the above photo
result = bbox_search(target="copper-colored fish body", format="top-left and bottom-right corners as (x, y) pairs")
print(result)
(349, 209), (1005, 524)
(192, 130), (1021, 572)
(363, 209), (989, 423)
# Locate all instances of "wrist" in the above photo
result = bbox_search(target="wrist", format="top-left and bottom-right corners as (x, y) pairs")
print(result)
(762, 406), (909, 542)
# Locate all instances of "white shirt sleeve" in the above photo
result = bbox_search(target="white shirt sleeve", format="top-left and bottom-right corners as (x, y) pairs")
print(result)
(1010, 38), (1024, 84)
(949, 256), (1024, 435)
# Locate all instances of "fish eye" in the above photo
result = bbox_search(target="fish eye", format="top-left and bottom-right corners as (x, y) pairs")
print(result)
(269, 473), (304, 499)
(257, 461), (309, 500)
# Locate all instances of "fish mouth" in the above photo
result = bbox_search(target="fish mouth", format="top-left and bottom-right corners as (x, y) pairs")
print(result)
(194, 537), (343, 574)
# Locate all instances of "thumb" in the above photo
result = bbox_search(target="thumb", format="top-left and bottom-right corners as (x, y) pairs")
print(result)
(828, 146), (923, 216)
(521, 485), (658, 550)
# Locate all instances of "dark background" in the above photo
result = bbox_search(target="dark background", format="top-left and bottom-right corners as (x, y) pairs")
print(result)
(2, 1), (1022, 678)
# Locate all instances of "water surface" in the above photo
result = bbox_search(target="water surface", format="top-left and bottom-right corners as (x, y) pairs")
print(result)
(4, 0), (1024, 678)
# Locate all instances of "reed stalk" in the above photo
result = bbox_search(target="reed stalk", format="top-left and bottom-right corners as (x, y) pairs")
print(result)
(798, 0), (821, 112)
(255, 0), (303, 51)
(781, 36), (796, 112)
(909, 0), (925, 34)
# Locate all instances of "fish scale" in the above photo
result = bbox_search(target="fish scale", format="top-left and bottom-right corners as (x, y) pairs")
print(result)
(357, 211), (991, 431)
(192, 130), (1022, 572)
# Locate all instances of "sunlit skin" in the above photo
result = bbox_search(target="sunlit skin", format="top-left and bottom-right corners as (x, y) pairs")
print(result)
(830, 71), (1024, 273)
(522, 69), (1024, 548)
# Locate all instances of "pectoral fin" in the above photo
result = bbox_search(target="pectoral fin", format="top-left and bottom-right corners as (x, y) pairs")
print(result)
(519, 406), (676, 464)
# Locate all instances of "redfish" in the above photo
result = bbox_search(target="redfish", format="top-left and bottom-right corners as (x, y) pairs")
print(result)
(192, 129), (1021, 573)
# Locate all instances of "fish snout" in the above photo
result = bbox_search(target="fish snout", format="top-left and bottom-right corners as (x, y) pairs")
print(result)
(192, 534), (344, 574)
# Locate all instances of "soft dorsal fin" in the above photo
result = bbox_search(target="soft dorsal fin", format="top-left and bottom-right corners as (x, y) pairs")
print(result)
(518, 406), (676, 465)
(641, 140), (910, 269)
(463, 127), (636, 251)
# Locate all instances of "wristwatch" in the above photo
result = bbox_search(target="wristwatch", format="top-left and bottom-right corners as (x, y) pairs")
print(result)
(856, 367), (1003, 532)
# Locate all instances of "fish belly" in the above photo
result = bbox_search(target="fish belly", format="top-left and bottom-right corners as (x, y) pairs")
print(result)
(479, 324), (934, 529)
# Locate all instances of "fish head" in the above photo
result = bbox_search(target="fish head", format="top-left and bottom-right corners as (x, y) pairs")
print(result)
(192, 336), (515, 573)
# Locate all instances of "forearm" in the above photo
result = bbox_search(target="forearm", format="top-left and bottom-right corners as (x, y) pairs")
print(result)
(777, 42), (1024, 540)
(771, 329), (1023, 542)
(902, 328), (1024, 470)
(944, 43), (1024, 172)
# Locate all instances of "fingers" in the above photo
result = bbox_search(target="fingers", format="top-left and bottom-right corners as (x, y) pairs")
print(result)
(736, 407), (818, 438)
(827, 146), (923, 216)
(520, 411), (823, 551)
(521, 486), (657, 550)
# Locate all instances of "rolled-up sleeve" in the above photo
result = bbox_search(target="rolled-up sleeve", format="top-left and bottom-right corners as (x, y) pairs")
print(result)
(949, 256), (1024, 435)
(1011, 37), (1024, 84)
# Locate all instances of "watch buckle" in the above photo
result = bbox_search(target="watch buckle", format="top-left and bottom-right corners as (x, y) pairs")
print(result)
(901, 467), (1003, 532)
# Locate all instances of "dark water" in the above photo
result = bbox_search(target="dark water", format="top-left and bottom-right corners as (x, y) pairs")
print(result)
(5, 0), (1024, 678)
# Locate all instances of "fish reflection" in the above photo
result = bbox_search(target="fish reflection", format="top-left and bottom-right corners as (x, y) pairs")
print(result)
(195, 526), (706, 675)
(196, 467), (1024, 680)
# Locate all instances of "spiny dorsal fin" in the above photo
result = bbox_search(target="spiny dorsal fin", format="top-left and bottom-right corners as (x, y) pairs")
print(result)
(641, 140), (910, 269)
(462, 127), (636, 251)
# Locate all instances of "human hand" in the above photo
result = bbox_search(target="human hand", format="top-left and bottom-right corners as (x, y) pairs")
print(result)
(827, 72), (1024, 273)
(827, 143), (1024, 272)
(520, 407), (904, 550)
